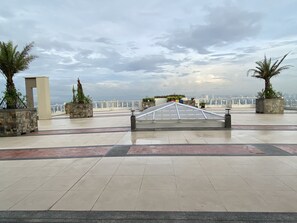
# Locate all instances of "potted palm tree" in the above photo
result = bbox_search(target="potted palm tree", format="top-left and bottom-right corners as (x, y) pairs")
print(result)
(0, 41), (38, 136)
(248, 53), (291, 114)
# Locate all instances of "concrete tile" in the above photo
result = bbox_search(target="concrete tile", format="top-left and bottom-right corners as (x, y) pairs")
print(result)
(37, 176), (80, 191)
(202, 164), (237, 176)
(171, 157), (199, 165)
(8, 177), (50, 191)
(55, 165), (91, 177)
(217, 190), (271, 212)
(0, 190), (32, 210)
(51, 190), (101, 210)
(0, 176), (23, 191)
(45, 158), (76, 167)
(176, 176), (215, 191)
(10, 190), (65, 210)
(146, 157), (172, 164)
(242, 176), (293, 191)
(92, 189), (138, 211)
(26, 167), (63, 177)
(71, 175), (111, 191)
(136, 190), (179, 211)
(114, 164), (145, 176)
(121, 157), (147, 165)
(174, 164), (205, 176)
(178, 190), (226, 211)
(87, 163), (119, 176)
(222, 156), (254, 165)
(70, 157), (101, 167)
(106, 176), (142, 190)
(144, 164), (174, 176)
(258, 191), (297, 212)
(141, 176), (176, 190)
(278, 176), (297, 191)
(209, 176), (253, 191)
(98, 157), (124, 164)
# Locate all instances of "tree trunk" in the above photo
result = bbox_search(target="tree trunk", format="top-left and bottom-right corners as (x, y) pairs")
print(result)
(264, 79), (271, 92)
(5, 76), (17, 109)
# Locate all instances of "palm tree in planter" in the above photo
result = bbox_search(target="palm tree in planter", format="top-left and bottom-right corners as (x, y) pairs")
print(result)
(0, 41), (37, 108)
(0, 41), (38, 136)
(247, 53), (291, 114)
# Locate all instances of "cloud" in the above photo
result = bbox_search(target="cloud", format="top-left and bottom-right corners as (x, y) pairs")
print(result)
(158, 3), (262, 54)
(115, 55), (177, 73)
(94, 37), (116, 45)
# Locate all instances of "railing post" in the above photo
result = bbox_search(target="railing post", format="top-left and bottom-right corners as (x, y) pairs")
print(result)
(131, 110), (136, 131)
(225, 108), (231, 129)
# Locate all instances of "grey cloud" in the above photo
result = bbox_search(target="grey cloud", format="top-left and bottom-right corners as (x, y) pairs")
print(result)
(236, 46), (262, 54)
(95, 37), (115, 45)
(210, 53), (237, 57)
(36, 39), (74, 51)
(158, 4), (262, 54)
(76, 48), (178, 73)
(177, 73), (190, 77)
(116, 55), (177, 73)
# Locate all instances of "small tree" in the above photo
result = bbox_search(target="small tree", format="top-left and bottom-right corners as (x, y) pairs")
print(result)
(0, 41), (37, 109)
(247, 53), (291, 99)
(72, 78), (91, 104)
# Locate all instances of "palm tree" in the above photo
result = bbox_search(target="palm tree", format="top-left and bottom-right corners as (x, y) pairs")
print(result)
(247, 53), (291, 99)
(0, 41), (37, 109)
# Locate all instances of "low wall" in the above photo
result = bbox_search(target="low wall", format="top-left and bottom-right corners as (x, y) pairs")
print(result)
(0, 109), (38, 136)
(69, 103), (93, 118)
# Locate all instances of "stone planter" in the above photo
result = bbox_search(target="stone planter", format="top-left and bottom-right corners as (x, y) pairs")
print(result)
(0, 109), (38, 136)
(256, 98), (284, 114)
(69, 103), (93, 119)
(142, 101), (155, 110)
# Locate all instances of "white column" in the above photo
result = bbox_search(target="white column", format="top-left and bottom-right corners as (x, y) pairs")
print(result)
(36, 77), (51, 120)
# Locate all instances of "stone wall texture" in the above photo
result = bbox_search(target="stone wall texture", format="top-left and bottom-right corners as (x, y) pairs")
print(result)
(256, 98), (284, 114)
(69, 103), (93, 119)
(0, 109), (38, 136)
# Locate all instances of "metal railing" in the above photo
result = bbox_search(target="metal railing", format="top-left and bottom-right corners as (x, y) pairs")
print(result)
(51, 100), (142, 114)
(51, 97), (297, 114)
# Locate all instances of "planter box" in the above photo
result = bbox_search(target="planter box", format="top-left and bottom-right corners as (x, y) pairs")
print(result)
(142, 101), (155, 110)
(69, 103), (93, 119)
(0, 109), (38, 136)
(256, 98), (284, 114)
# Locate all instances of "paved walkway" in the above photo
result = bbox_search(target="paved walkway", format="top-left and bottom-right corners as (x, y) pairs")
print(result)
(1, 109), (297, 222)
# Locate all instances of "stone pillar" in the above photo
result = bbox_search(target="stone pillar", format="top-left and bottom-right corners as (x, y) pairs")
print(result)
(25, 77), (51, 120)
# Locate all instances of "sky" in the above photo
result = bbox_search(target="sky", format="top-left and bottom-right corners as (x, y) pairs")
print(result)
(1, 0), (297, 103)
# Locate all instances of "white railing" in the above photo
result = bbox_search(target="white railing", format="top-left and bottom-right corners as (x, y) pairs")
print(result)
(51, 97), (297, 114)
(92, 100), (141, 110)
(51, 100), (142, 114)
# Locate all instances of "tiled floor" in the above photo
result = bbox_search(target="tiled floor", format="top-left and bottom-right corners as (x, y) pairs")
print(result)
(1, 156), (297, 211)
(1, 109), (297, 213)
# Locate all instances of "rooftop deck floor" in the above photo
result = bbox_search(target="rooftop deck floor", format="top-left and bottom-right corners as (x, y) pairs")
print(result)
(1, 108), (297, 222)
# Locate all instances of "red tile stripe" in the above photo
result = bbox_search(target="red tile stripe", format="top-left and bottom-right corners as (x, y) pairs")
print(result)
(0, 146), (111, 160)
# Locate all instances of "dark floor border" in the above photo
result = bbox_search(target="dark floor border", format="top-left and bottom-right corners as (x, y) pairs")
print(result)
(0, 211), (297, 223)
